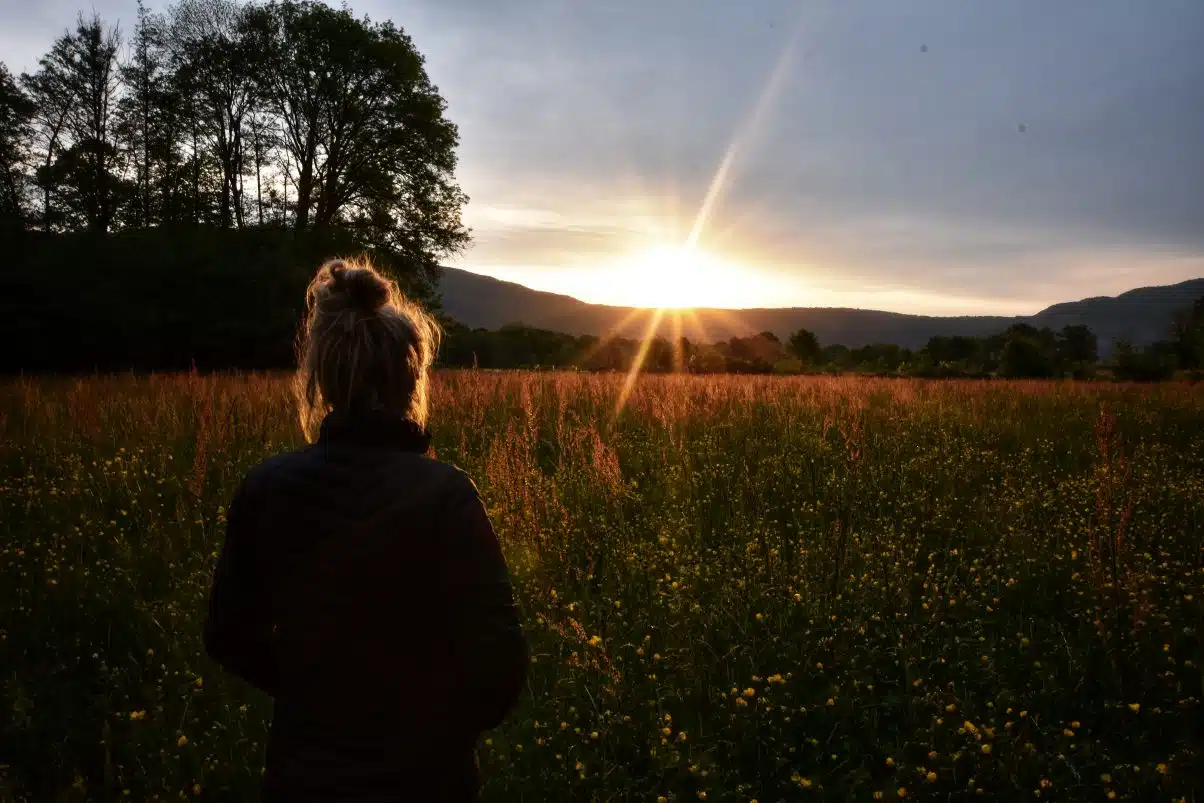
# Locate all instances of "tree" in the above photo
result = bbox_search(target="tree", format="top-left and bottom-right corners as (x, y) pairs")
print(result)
(787, 327), (821, 365)
(925, 335), (978, 365)
(0, 64), (34, 231)
(21, 59), (72, 231)
(1057, 324), (1098, 366)
(169, 0), (261, 229)
(248, 0), (469, 280)
(22, 14), (124, 233)
(1112, 338), (1175, 381)
(1170, 297), (1204, 370)
(116, 0), (184, 228)
(999, 333), (1054, 378)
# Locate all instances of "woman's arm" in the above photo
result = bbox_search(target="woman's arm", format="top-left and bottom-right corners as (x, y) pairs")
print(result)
(439, 473), (529, 732)
(203, 480), (279, 695)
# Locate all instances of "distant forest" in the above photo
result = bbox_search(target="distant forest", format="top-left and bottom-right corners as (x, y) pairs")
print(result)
(1, 2), (1200, 379)
(442, 309), (1204, 381)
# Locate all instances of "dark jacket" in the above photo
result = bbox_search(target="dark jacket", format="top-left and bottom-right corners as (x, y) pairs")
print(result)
(203, 408), (528, 802)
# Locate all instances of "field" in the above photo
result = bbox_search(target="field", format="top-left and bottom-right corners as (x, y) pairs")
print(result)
(2, 372), (1202, 802)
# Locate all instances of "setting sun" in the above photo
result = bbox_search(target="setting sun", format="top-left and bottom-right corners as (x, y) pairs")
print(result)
(617, 246), (752, 309)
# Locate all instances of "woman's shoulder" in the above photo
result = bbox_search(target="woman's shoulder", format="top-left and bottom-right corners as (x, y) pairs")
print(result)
(231, 445), (322, 503)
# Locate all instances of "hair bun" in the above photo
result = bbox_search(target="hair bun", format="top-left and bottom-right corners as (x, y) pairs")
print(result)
(328, 260), (390, 312)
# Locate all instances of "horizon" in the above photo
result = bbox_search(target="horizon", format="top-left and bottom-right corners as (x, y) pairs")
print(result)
(5, 0), (1204, 315)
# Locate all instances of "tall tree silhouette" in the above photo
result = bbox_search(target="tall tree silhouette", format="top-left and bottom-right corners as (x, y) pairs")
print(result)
(247, 0), (468, 277)
(116, 0), (183, 228)
(22, 14), (124, 233)
(169, 0), (260, 229)
(787, 328), (822, 365)
(0, 64), (34, 231)
(21, 59), (72, 231)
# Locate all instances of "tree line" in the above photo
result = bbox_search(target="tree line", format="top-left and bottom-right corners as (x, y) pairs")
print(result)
(441, 304), (1204, 380)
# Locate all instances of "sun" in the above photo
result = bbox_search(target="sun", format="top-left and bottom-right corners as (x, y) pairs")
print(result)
(622, 245), (746, 309)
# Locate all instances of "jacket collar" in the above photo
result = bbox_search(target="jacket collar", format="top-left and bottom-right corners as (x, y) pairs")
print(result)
(318, 407), (432, 454)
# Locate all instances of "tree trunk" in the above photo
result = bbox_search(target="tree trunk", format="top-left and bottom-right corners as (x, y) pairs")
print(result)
(293, 128), (316, 231)
(253, 129), (263, 226)
(191, 120), (200, 224)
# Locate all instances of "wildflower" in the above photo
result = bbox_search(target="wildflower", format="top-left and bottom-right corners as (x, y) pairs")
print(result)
(926, 772), (937, 783)
(177, 735), (188, 747)
(1128, 703), (1140, 713)
(897, 788), (907, 798)
(981, 744), (992, 755)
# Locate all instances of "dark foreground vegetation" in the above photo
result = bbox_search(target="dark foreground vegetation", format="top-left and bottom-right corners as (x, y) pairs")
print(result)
(3, 373), (1202, 800)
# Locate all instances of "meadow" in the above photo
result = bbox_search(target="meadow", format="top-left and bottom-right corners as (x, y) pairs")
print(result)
(2, 371), (1202, 802)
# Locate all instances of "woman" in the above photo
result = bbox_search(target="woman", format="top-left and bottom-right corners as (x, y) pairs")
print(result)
(204, 259), (528, 802)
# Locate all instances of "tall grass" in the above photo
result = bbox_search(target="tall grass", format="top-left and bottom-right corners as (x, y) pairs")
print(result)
(2, 372), (1202, 801)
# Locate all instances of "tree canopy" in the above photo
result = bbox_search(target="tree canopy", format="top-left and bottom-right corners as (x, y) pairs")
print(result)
(4, 0), (466, 293)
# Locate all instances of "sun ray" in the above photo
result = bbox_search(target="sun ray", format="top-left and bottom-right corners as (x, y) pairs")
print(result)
(681, 309), (710, 345)
(575, 306), (649, 368)
(671, 309), (685, 373)
(615, 308), (666, 415)
(685, 8), (810, 251)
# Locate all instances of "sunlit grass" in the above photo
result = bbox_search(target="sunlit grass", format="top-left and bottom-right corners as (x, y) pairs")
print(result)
(1, 372), (1202, 801)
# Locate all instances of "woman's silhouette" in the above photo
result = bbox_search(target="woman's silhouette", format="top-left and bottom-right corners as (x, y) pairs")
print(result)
(204, 259), (528, 802)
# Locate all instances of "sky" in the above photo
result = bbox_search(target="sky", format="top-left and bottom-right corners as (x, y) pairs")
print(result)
(4, 0), (1204, 314)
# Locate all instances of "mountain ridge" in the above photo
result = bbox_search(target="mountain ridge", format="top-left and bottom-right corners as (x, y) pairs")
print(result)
(437, 268), (1204, 354)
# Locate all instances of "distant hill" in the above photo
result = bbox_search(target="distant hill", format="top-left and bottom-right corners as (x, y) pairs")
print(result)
(1029, 280), (1204, 351)
(438, 268), (1204, 353)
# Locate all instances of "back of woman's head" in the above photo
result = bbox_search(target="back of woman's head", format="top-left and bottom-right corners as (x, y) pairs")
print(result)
(296, 258), (441, 440)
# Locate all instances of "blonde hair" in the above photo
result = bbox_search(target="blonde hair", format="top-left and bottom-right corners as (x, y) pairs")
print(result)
(295, 258), (442, 441)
